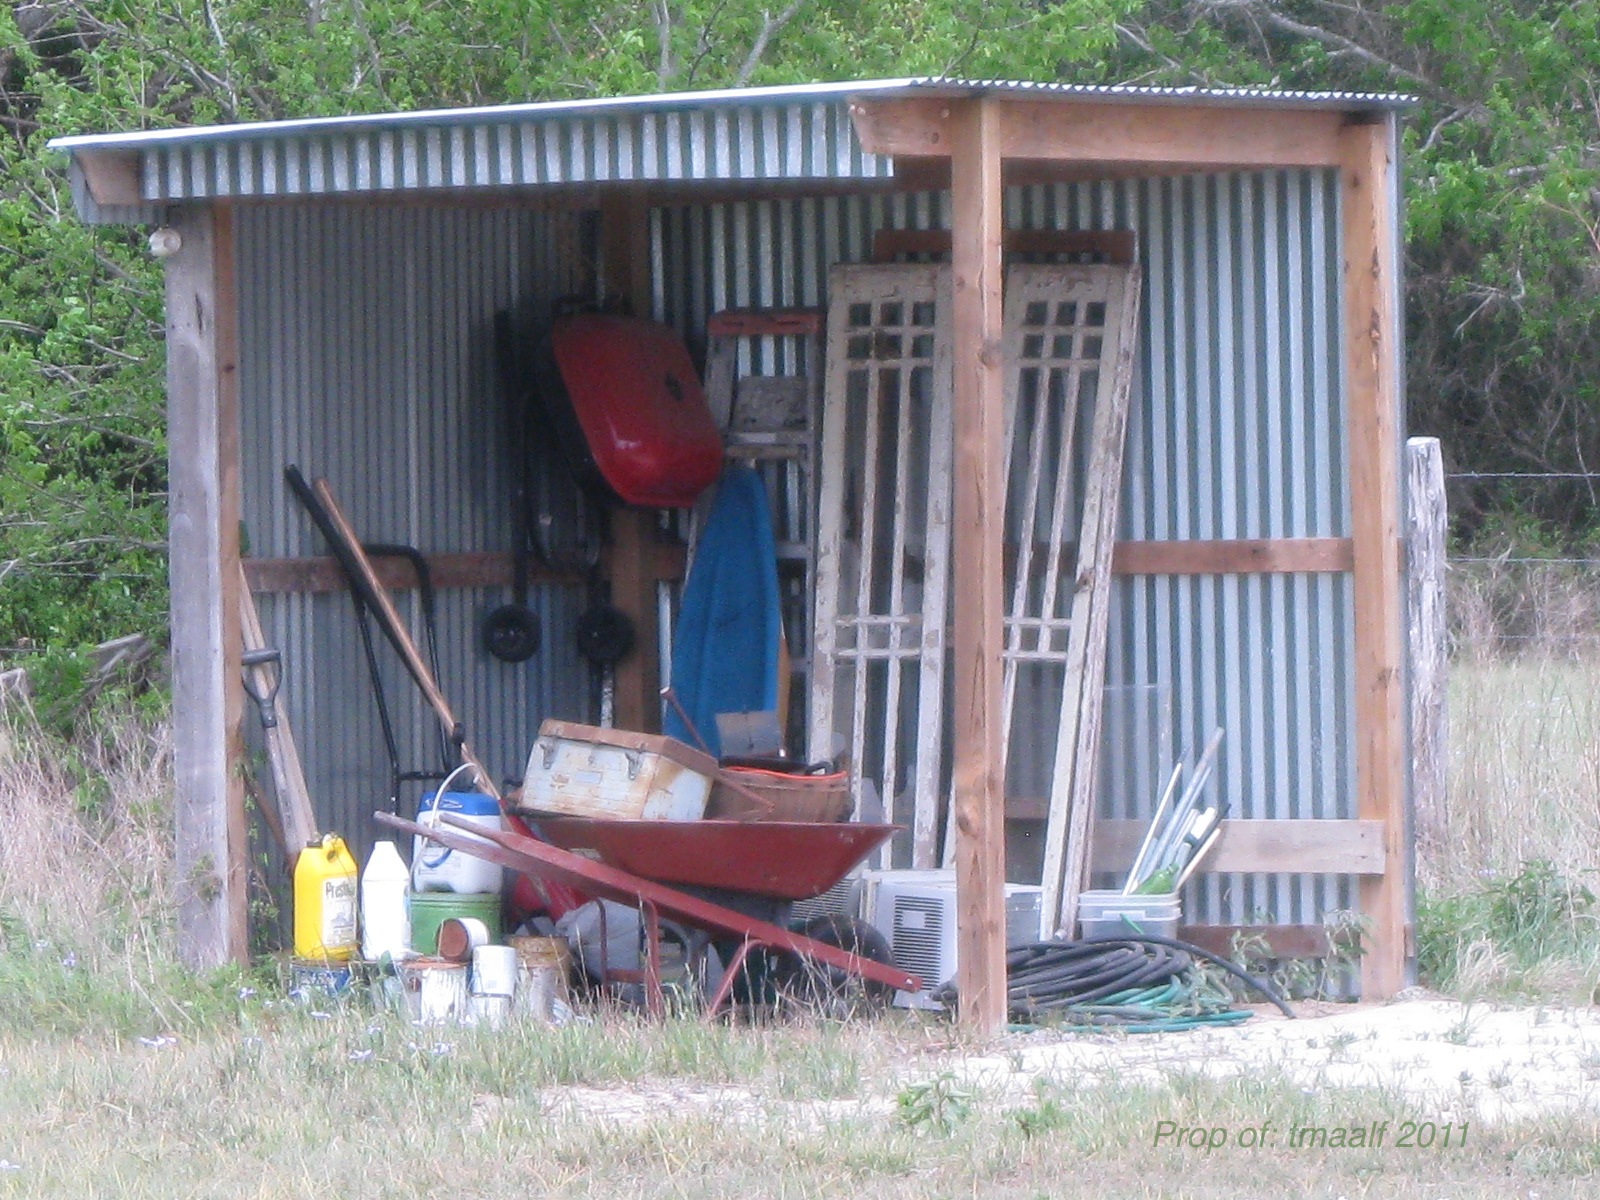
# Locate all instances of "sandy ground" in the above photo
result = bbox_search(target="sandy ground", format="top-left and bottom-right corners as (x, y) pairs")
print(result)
(959, 996), (1600, 1122)
(538, 998), (1600, 1126)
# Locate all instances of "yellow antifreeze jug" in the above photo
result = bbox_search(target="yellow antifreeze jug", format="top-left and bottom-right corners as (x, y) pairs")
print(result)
(294, 834), (359, 962)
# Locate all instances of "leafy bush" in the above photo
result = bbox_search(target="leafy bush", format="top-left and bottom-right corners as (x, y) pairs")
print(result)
(1417, 860), (1600, 997)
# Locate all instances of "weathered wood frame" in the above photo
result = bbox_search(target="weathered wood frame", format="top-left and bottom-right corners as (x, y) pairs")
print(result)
(166, 204), (249, 967)
(850, 94), (1411, 1027)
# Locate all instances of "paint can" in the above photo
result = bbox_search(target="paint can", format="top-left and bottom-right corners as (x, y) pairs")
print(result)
(437, 917), (492, 963)
(408, 891), (502, 956)
(508, 935), (572, 1020)
(471, 944), (519, 998)
(397, 956), (468, 1024)
(288, 957), (353, 1004)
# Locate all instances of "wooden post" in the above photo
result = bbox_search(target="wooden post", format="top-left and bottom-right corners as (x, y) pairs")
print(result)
(1340, 117), (1411, 998)
(948, 98), (1008, 1035)
(598, 191), (663, 732)
(1406, 437), (1447, 885)
(166, 204), (249, 967)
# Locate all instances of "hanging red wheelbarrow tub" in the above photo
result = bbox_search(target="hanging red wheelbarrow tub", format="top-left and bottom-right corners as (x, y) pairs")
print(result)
(535, 312), (724, 510)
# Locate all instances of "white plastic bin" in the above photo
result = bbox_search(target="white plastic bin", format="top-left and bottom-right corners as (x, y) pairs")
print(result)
(1077, 890), (1180, 940)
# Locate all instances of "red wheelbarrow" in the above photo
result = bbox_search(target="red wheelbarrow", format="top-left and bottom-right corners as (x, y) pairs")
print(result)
(375, 811), (921, 1017)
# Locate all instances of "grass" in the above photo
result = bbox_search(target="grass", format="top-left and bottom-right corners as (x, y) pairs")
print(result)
(4, 1005), (1600, 1199)
(8, 625), (1600, 1195)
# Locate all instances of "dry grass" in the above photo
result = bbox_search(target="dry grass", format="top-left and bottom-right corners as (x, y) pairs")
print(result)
(3, 1004), (1599, 1199)
(0, 703), (174, 958)
(1410, 559), (1600, 998)
(1419, 558), (1600, 888)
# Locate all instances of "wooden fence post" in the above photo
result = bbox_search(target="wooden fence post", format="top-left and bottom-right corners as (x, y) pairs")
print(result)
(1406, 436), (1447, 897)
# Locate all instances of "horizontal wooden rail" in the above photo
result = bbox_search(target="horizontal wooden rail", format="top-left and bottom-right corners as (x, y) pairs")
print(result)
(1177, 924), (1335, 959)
(1001, 537), (1352, 578)
(244, 544), (687, 595)
(1008, 815), (1386, 876)
(872, 227), (1137, 265)
(1112, 537), (1353, 575)
(246, 538), (1342, 593)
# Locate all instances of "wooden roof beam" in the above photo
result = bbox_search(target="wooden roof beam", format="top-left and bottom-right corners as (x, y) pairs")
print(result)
(851, 97), (1347, 169)
(76, 148), (143, 206)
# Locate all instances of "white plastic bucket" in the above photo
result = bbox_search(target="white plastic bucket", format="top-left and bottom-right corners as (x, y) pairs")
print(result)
(1077, 890), (1181, 940)
(412, 791), (504, 895)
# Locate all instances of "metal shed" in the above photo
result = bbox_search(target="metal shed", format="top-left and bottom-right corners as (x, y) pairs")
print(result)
(52, 78), (1412, 1031)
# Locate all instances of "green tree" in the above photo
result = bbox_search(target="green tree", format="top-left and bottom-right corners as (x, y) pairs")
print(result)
(8, 0), (1600, 653)
(1099, 2), (1600, 533)
(1, 0), (1133, 653)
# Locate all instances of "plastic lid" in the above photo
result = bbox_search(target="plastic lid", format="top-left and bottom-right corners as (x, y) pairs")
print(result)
(420, 790), (500, 816)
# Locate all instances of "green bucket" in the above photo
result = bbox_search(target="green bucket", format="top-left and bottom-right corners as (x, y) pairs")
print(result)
(408, 891), (503, 955)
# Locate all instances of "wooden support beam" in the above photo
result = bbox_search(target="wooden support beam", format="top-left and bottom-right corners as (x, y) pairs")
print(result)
(599, 188), (654, 316)
(1064, 817), (1387, 876)
(76, 149), (143, 206)
(1112, 537), (1353, 576)
(1341, 116), (1411, 1001)
(871, 227), (1137, 265)
(850, 98), (1346, 169)
(948, 97), (1008, 1036)
(166, 205), (249, 968)
(1178, 924), (1334, 960)
(598, 190), (664, 733)
(240, 548), (683, 594)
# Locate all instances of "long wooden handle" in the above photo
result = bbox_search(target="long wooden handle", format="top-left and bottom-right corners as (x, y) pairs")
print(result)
(238, 567), (320, 853)
(311, 478), (502, 804)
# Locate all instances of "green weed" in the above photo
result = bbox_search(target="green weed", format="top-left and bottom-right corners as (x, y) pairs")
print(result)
(896, 1070), (973, 1135)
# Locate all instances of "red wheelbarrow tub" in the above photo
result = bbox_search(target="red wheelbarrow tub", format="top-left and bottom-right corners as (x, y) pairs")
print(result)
(530, 817), (896, 901)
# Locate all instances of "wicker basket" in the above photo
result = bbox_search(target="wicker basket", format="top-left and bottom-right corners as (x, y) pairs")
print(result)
(706, 767), (852, 823)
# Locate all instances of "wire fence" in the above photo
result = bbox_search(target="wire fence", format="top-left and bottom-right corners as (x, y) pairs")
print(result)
(1445, 471), (1600, 656)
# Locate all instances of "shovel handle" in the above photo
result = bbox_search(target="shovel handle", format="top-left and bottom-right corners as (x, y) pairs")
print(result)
(240, 648), (283, 717)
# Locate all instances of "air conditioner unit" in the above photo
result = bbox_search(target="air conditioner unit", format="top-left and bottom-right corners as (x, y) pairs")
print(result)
(861, 870), (1043, 1010)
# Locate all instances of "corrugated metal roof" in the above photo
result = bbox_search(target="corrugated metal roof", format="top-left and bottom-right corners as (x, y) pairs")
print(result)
(50, 78), (1412, 220)
(905, 77), (1414, 110)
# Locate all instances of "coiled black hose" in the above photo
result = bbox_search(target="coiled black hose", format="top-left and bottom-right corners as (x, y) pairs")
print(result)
(937, 933), (1296, 1023)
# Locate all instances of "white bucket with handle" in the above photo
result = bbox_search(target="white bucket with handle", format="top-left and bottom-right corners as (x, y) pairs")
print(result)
(412, 788), (504, 895)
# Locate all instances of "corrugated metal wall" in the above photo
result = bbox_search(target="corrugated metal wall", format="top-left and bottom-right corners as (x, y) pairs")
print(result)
(236, 205), (593, 866)
(653, 172), (1357, 931)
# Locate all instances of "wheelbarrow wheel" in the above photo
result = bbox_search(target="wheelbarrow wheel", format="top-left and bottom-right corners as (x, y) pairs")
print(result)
(775, 914), (895, 1020)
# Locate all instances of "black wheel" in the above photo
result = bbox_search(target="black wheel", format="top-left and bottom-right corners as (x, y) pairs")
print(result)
(482, 604), (542, 662)
(775, 915), (897, 1019)
(574, 603), (635, 665)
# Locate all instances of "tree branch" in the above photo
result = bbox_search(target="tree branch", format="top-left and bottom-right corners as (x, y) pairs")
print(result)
(1197, 0), (1440, 96)
(655, 0), (676, 87)
(736, 0), (807, 86)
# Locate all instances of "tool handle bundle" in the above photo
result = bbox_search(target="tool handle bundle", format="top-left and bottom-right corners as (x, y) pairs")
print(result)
(1123, 727), (1227, 895)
